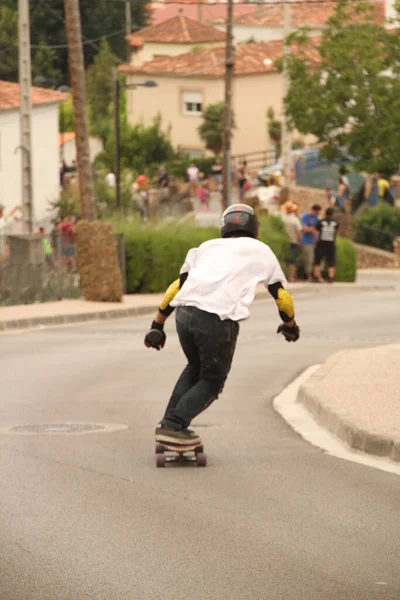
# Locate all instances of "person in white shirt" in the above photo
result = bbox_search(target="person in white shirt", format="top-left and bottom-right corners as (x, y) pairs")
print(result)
(187, 162), (199, 198)
(105, 169), (116, 188)
(144, 204), (300, 446)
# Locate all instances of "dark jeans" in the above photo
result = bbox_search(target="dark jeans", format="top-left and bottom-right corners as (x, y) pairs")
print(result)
(161, 306), (239, 430)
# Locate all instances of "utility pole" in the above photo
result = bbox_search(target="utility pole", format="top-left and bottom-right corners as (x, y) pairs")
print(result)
(125, 2), (132, 60)
(223, 0), (234, 209)
(64, 0), (95, 221)
(112, 68), (121, 210)
(197, 0), (203, 22)
(281, 1), (292, 190)
(18, 0), (34, 234)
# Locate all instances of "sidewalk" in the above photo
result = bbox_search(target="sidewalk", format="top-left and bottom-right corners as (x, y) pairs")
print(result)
(297, 345), (400, 462)
(0, 280), (391, 332)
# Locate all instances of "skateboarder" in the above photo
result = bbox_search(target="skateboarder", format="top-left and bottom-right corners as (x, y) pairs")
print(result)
(144, 204), (300, 446)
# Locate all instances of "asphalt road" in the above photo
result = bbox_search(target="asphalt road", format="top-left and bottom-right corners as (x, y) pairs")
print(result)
(1, 273), (400, 600)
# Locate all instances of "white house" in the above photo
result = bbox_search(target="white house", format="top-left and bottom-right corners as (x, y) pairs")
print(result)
(0, 81), (67, 227)
(59, 131), (103, 166)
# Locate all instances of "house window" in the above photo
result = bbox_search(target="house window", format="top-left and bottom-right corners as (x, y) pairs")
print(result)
(182, 91), (203, 115)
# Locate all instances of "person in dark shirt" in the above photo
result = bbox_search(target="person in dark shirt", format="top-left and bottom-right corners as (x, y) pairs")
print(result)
(313, 207), (339, 283)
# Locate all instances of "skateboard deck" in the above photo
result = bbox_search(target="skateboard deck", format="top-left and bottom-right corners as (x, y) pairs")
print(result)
(155, 442), (206, 467)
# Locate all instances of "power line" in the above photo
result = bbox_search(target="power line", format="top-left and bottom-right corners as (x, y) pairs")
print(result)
(30, 28), (126, 49)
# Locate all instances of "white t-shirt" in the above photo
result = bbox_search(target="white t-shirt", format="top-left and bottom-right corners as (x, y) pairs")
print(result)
(106, 172), (116, 187)
(187, 166), (199, 182)
(171, 237), (286, 321)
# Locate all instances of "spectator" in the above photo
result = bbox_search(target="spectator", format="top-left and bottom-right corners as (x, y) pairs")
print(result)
(336, 166), (350, 211)
(131, 181), (148, 221)
(60, 215), (76, 272)
(38, 227), (55, 270)
(211, 156), (223, 191)
(198, 179), (210, 212)
(300, 204), (321, 281)
(238, 161), (249, 201)
(158, 165), (169, 200)
(313, 207), (339, 283)
(281, 202), (302, 282)
(377, 174), (394, 205)
(325, 186), (336, 208)
(106, 169), (116, 188)
(187, 162), (199, 198)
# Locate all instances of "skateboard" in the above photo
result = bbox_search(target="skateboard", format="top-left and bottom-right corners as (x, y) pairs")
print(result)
(155, 442), (207, 468)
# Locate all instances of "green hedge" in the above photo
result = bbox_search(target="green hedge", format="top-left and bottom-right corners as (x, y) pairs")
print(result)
(334, 237), (357, 282)
(114, 216), (287, 293)
(113, 216), (356, 293)
(353, 205), (400, 251)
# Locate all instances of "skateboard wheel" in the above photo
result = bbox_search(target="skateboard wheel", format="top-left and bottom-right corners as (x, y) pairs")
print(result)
(155, 444), (165, 455)
(156, 454), (166, 468)
(194, 445), (204, 454)
(196, 453), (206, 467)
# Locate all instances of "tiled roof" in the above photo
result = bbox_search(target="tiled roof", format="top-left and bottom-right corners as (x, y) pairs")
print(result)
(0, 81), (68, 111)
(149, 3), (254, 27)
(128, 14), (226, 45)
(58, 132), (76, 146)
(119, 40), (320, 79)
(218, 0), (385, 27)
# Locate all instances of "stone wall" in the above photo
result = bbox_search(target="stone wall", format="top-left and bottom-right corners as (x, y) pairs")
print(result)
(287, 185), (327, 213)
(355, 243), (398, 269)
(287, 185), (353, 238)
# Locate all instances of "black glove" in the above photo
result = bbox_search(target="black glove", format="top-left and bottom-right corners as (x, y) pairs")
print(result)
(277, 321), (300, 342)
(144, 321), (166, 350)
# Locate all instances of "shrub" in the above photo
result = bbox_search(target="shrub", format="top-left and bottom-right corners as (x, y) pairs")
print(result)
(113, 215), (356, 293)
(353, 205), (400, 251)
(112, 215), (288, 293)
(335, 237), (357, 282)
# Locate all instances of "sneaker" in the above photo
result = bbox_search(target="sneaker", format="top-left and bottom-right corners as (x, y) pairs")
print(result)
(155, 425), (201, 446)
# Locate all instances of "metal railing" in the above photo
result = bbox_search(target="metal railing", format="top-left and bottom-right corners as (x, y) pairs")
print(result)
(232, 149), (277, 172)
(352, 224), (399, 253)
(0, 233), (81, 306)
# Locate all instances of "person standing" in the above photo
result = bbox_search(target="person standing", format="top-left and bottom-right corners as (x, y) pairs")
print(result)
(300, 204), (321, 281)
(158, 165), (169, 200)
(281, 202), (302, 282)
(313, 207), (339, 283)
(237, 161), (249, 201)
(211, 157), (223, 191)
(187, 162), (200, 198)
(105, 169), (116, 188)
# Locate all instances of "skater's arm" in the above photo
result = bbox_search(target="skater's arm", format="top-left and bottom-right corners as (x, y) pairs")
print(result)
(158, 272), (188, 318)
(267, 282), (295, 326)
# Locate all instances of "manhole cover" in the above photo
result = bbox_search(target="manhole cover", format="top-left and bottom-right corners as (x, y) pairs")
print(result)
(0, 422), (129, 436)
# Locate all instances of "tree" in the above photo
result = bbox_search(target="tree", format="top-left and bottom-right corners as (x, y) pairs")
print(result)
(267, 107), (282, 157)
(0, 6), (18, 81)
(198, 102), (236, 154)
(59, 95), (74, 132)
(105, 113), (174, 174)
(0, 1), (151, 87)
(32, 39), (60, 88)
(86, 39), (118, 139)
(283, 2), (400, 173)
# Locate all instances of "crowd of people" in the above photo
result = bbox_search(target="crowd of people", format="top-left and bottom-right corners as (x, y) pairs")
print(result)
(37, 215), (77, 272)
(280, 201), (339, 283)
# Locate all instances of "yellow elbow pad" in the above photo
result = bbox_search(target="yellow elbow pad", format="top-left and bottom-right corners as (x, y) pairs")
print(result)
(160, 279), (181, 311)
(275, 288), (294, 320)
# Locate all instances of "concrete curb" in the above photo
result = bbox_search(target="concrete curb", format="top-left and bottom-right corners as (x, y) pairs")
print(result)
(297, 353), (400, 463)
(0, 283), (393, 333)
(0, 304), (157, 333)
